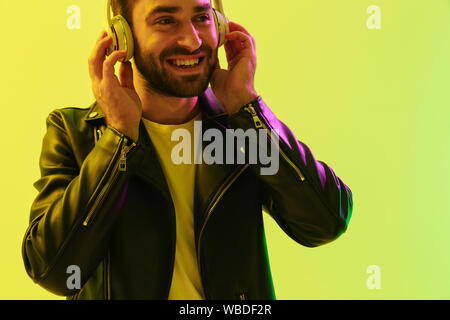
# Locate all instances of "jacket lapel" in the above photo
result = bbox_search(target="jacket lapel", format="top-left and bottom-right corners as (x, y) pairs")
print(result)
(193, 89), (248, 248)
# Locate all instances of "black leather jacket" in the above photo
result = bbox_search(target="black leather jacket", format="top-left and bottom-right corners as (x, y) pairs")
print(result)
(22, 88), (353, 300)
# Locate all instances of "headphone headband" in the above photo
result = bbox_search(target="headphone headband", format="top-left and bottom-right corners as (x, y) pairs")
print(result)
(213, 0), (226, 18)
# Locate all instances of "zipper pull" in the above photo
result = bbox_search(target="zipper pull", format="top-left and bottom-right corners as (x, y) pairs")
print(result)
(119, 141), (136, 172)
(244, 104), (263, 128)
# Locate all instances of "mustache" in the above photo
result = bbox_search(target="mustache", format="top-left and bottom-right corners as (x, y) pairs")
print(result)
(160, 44), (214, 61)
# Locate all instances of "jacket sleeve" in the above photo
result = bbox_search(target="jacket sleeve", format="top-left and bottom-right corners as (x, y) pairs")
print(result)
(22, 110), (147, 296)
(227, 97), (353, 247)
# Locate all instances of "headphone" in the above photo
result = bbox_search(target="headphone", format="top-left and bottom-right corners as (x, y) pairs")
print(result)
(106, 0), (230, 62)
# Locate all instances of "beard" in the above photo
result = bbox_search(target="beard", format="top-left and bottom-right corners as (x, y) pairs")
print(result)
(133, 41), (218, 98)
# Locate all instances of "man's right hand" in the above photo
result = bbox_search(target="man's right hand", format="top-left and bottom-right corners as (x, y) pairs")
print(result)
(88, 30), (142, 142)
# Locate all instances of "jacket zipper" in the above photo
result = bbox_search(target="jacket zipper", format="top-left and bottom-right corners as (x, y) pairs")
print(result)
(244, 104), (305, 182)
(82, 138), (136, 227)
(118, 141), (136, 172)
(197, 164), (249, 299)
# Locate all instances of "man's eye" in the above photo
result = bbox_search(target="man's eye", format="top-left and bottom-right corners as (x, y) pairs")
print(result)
(157, 18), (173, 25)
(196, 14), (211, 22)
(156, 15), (210, 26)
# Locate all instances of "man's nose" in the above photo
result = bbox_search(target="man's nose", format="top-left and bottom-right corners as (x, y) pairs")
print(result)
(176, 23), (202, 52)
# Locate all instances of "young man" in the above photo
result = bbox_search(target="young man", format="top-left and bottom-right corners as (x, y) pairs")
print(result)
(22, 0), (353, 300)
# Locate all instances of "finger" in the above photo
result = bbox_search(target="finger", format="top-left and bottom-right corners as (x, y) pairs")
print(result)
(224, 36), (239, 62)
(224, 31), (238, 61)
(224, 40), (235, 63)
(228, 21), (255, 47)
(97, 29), (108, 42)
(224, 31), (253, 55)
(228, 21), (249, 34)
(88, 36), (113, 80)
(103, 50), (128, 85)
(119, 61), (135, 89)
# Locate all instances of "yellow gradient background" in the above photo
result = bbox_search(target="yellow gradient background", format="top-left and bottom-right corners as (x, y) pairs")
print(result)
(1, 0), (449, 299)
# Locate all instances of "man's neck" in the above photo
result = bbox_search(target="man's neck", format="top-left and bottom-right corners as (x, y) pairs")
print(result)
(134, 69), (201, 125)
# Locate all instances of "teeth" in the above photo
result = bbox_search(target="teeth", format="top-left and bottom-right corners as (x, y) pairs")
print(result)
(172, 58), (200, 67)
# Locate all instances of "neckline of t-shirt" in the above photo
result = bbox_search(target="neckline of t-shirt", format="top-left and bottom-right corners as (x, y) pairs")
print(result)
(142, 111), (202, 132)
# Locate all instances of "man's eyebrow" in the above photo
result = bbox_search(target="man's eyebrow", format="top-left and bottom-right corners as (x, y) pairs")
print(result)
(146, 3), (212, 19)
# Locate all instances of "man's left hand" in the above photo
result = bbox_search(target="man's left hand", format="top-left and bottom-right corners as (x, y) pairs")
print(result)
(210, 21), (259, 115)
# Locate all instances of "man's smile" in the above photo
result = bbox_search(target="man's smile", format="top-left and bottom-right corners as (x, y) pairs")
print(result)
(165, 54), (207, 73)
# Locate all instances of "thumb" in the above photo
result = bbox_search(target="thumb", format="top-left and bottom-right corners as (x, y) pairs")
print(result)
(119, 60), (135, 90)
(210, 62), (226, 87)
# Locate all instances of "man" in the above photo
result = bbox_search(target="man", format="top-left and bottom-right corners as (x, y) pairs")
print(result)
(22, 0), (353, 300)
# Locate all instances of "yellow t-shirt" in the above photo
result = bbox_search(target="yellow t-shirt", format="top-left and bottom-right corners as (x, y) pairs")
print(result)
(142, 111), (205, 300)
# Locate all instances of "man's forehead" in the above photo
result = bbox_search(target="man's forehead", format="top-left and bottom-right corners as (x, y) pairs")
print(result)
(141, 0), (212, 21)
(144, 0), (212, 10)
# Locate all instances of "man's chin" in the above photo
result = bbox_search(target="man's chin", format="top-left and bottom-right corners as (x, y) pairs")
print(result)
(165, 82), (210, 98)
(162, 73), (211, 97)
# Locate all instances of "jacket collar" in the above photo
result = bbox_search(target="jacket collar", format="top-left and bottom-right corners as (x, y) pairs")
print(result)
(83, 87), (228, 123)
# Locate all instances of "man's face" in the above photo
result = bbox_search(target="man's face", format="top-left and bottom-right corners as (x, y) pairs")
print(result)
(131, 0), (219, 97)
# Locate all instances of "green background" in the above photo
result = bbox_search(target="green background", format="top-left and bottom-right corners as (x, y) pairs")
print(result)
(1, 0), (449, 299)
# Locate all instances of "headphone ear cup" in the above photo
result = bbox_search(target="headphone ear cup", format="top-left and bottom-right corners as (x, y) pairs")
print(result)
(213, 9), (229, 47)
(106, 15), (134, 62)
